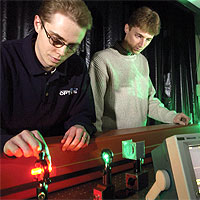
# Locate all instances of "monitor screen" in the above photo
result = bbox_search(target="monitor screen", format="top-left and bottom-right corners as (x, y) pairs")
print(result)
(151, 133), (200, 200)
(188, 144), (200, 194)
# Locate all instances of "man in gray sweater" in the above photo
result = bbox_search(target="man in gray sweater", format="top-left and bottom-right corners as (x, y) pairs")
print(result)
(89, 6), (190, 132)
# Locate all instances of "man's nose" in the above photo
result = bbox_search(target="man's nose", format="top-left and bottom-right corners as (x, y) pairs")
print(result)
(138, 38), (146, 47)
(56, 45), (66, 56)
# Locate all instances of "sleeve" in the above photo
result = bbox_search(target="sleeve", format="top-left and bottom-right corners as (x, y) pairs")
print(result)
(63, 65), (97, 136)
(89, 54), (109, 132)
(0, 129), (14, 153)
(0, 43), (15, 152)
(147, 78), (177, 123)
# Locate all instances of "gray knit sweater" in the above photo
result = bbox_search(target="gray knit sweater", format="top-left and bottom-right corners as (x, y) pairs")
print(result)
(89, 43), (177, 132)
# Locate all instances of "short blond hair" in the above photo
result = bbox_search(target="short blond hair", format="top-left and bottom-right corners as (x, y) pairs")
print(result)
(128, 6), (161, 36)
(38, 0), (92, 30)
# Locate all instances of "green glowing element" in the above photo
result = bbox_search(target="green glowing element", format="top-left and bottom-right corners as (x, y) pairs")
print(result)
(122, 140), (134, 159)
(122, 140), (145, 160)
(102, 153), (110, 164)
(101, 149), (114, 165)
(188, 0), (200, 6)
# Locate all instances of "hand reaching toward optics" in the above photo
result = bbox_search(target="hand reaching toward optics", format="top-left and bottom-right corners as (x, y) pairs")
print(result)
(61, 125), (90, 151)
(3, 130), (51, 164)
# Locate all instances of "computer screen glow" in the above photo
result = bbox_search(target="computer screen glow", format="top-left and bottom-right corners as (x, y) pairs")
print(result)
(189, 145), (200, 193)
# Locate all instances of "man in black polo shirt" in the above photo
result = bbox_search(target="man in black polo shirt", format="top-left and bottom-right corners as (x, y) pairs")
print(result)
(1, 0), (96, 163)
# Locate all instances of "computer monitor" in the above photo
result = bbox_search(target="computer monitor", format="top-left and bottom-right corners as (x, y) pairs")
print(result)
(151, 133), (200, 199)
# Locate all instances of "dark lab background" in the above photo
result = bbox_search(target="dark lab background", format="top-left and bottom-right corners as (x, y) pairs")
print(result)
(1, 0), (199, 125)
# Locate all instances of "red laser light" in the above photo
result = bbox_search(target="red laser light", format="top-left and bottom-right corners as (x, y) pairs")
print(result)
(48, 164), (52, 172)
(31, 167), (44, 175)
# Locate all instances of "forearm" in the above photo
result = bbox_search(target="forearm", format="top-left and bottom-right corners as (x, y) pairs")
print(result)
(148, 98), (177, 123)
(147, 79), (177, 123)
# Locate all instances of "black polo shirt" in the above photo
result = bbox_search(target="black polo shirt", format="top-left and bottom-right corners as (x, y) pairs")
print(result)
(1, 32), (96, 148)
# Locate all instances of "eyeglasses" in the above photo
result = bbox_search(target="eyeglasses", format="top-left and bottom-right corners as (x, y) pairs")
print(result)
(41, 20), (80, 53)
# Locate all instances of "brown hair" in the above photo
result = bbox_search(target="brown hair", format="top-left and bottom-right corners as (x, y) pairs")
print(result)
(38, 0), (92, 30)
(128, 6), (161, 36)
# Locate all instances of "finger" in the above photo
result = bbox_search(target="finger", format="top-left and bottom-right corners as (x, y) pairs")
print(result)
(86, 134), (90, 145)
(82, 134), (90, 147)
(184, 116), (190, 125)
(62, 130), (76, 151)
(21, 131), (42, 155)
(13, 148), (24, 157)
(66, 136), (80, 151)
(31, 130), (46, 147)
(185, 119), (189, 125)
(61, 129), (70, 144)
(81, 135), (90, 149)
(31, 130), (51, 162)
(178, 121), (186, 125)
(67, 128), (84, 151)
(71, 132), (90, 151)
(4, 140), (23, 157)
(61, 138), (65, 144)
(70, 136), (86, 151)
(12, 134), (33, 157)
(174, 114), (184, 124)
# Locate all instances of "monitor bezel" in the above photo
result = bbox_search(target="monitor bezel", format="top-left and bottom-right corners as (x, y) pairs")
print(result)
(166, 133), (200, 200)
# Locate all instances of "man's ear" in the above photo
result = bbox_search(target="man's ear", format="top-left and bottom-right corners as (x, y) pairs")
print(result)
(124, 24), (130, 34)
(34, 15), (42, 33)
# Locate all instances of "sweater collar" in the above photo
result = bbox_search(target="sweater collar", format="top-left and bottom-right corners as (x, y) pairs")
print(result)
(113, 41), (135, 56)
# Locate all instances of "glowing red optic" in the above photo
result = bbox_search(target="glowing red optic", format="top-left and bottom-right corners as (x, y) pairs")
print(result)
(31, 167), (44, 175)
(31, 163), (52, 176)
(48, 164), (52, 172)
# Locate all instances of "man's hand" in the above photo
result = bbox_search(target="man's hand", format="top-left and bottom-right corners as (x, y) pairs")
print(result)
(61, 125), (90, 151)
(173, 113), (190, 125)
(3, 130), (51, 164)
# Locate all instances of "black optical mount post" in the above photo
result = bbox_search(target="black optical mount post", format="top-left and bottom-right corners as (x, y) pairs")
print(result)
(93, 149), (115, 200)
(34, 151), (51, 200)
(122, 140), (148, 191)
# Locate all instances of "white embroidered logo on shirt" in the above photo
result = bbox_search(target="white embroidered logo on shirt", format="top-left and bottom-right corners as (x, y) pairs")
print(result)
(59, 88), (78, 96)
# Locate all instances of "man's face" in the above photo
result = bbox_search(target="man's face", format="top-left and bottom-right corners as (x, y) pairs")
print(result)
(124, 25), (154, 54)
(34, 13), (86, 70)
